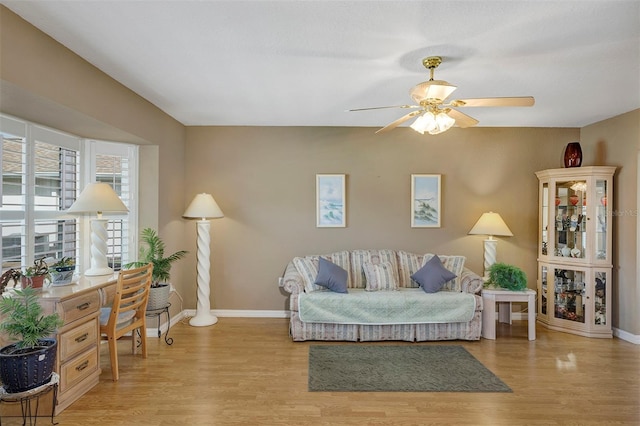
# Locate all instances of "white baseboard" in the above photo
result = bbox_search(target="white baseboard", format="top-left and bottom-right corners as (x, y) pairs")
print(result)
(613, 327), (640, 344)
(182, 309), (290, 319)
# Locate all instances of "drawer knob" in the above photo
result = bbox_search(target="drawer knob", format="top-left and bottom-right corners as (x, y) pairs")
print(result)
(76, 302), (91, 311)
(76, 360), (89, 372)
(75, 333), (89, 343)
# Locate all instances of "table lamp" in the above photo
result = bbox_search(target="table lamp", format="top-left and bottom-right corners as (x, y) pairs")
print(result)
(183, 193), (224, 327)
(67, 182), (128, 276)
(468, 211), (513, 279)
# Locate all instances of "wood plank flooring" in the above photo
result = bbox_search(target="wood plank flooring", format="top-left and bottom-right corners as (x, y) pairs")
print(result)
(2, 317), (639, 425)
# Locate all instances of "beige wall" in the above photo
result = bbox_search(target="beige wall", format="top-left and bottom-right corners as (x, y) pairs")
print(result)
(185, 126), (578, 311)
(580, 109), (640, 335)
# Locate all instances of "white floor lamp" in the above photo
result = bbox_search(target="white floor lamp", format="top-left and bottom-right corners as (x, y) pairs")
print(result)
(67, 183), (128, 276)
(183, 193), (224, 327)
(468, 211), (513, 280)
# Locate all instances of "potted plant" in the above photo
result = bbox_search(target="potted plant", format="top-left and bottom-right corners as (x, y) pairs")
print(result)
(0, 286), (63, 393)
(19, 257), (50, 289)
(49, 256), (76, 286)
(124, 228), (188, 310)
(486, 262), (528, 291)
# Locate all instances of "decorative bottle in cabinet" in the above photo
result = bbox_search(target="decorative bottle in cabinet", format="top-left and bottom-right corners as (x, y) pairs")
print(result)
(535, 166), (615, 338)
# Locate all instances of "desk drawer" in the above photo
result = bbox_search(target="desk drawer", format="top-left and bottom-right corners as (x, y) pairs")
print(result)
(59, 346), (98, 394)
(58, 291), (100, 324)
(59, 316), (98, 361)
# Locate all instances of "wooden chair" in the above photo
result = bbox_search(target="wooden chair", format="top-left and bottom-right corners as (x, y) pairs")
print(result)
(99, 263), (153, 381)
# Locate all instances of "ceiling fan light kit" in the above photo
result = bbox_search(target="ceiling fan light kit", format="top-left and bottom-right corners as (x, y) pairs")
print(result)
(350, 56), (535, 135)
(410, 110), (455, 135)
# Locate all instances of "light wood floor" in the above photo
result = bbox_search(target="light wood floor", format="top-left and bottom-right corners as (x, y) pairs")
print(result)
(3, 318), (640, 425)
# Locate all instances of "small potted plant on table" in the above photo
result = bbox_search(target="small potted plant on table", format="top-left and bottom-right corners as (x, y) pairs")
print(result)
(486, 262), (527, 291)
(19, 257), (50, 289)
(0, 286), (63, 393)
(49, 256), (76, 286)
(125, 228), (188, 310)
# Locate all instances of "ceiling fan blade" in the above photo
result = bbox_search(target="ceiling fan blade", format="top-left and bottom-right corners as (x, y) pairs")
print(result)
(375, 111), (422, 133)
(447, 109), (479, 128)
(348, 105), (419, 112)
(449, 96), (535, 107)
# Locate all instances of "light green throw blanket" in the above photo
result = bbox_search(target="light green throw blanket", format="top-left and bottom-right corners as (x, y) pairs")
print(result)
(299, 288), (476, 325)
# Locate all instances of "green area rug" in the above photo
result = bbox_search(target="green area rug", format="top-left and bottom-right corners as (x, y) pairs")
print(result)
(308, 345), (512, 392)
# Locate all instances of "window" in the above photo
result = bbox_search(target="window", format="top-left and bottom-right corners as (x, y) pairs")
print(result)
(0, 114), (138, 274)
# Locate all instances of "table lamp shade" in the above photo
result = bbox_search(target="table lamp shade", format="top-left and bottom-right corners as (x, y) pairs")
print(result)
(67, 183), (128, 217)
(468, 212), (513, 238)
(183, 193), (224, 219)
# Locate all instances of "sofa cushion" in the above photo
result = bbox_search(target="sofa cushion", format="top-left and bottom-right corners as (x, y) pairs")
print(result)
(293, 250), (351, 292)
(411, 255), (457, 293)
(363, 261), (398, 291)
(351, 249), (399, 289)
(397, 250), (423, 288)
(422, 254), (466, 292)
(314, 257), (348, 293)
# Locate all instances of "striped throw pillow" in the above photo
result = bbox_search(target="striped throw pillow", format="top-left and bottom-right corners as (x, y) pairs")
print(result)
(362, 261), (398, 291)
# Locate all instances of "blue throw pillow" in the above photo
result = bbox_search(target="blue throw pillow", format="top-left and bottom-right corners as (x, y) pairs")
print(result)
(314, 257), (348, 293)
(411, 254), (457, 293)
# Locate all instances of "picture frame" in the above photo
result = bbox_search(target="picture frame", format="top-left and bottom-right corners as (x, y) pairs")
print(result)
(411, 174), (441, 228)
(316, 174), (346, 227)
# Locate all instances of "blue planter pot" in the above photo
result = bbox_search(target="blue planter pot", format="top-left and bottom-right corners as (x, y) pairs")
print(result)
(0, 339), (57, 393)
(50, 265), (75, 285)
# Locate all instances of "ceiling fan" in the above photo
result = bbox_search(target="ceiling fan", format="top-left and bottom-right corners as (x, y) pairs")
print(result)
(349, 56), (535, 135)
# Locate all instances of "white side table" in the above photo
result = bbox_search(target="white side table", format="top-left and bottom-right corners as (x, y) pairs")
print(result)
(481, 288), (536, 340)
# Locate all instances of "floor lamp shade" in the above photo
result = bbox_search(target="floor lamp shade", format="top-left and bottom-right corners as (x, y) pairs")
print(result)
(183, 193), (224, 327)
(67, 183), (128, 276)
(468, 212), (513, 278)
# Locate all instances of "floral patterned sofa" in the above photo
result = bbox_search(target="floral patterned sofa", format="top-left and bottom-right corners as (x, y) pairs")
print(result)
(281, 249), (484, 342)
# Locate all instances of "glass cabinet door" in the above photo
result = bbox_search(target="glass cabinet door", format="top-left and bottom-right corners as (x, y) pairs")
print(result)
(541, 183), (549, 256)
(540, 265), (548, 318)
(594, 271), (607, 326)
(595, 179), (608, 261)
(554, 180), (587, 260)
(553, 267), (586, 324)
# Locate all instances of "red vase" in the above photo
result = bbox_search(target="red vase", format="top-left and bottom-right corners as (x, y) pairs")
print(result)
(601, 196), (607, 206)
(569, 195), (579, 206)
(564, 142), (582, 168)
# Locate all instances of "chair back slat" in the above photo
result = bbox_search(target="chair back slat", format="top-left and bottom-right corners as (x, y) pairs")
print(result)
(106, 264), (153, 329)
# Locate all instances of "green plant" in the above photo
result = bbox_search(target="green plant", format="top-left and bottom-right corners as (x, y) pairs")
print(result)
(0, 286), (63, 349)
(51, 256), (75, 268)
(487, 263), (527, 291)
(124, 228), (188, 287)
(21, 257), (50, 277)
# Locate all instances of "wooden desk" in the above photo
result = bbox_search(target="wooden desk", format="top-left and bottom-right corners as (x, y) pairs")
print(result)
(1, 274), (118, 417)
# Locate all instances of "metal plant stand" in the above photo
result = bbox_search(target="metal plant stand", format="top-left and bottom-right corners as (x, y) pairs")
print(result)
(145, 303), (173, 345)
(0, 372), (59, 426)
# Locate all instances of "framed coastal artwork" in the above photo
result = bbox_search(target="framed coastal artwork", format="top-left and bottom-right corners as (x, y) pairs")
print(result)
(316, 174), (346, 227)
(411, 174), (441, 228)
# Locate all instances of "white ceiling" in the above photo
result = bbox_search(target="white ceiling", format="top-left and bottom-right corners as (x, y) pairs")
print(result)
(2, 1), (639, 130)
